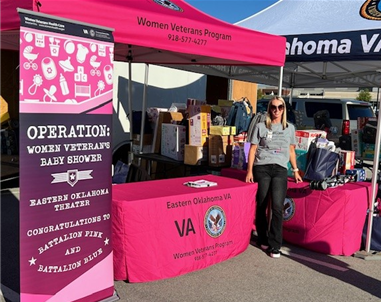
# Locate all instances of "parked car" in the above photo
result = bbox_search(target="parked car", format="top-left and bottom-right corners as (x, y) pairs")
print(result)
(256, 97), (375, 146)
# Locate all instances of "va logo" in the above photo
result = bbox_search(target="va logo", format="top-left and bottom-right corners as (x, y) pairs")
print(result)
(204, 206), (226, 238)
(152, 0), (183, 12)
(283, 197), (295, 222)
(360, 0), (381, 20)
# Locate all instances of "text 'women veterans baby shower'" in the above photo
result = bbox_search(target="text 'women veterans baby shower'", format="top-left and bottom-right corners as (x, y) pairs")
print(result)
(18, 9), (115, 302)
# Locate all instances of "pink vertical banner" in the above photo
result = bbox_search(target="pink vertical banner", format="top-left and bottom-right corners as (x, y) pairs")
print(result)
(18, 9), (116, 302)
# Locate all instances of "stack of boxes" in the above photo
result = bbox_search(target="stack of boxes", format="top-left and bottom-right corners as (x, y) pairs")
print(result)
(208, 125), (235, 167)
(136, 99), (263, 176)
(184, 101), (210, 165)
(142, 99), (238, 168)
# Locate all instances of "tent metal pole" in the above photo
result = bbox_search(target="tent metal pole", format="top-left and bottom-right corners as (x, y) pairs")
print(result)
(365, 114), (381, 252)
(228, 78), (232, 100)
(366, 86), (381, 252)
(128, 58), (133, 164)
(278, 66), (283, 96)
(139, 63), (149, 155)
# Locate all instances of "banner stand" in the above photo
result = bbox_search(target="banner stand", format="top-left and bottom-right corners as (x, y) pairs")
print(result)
(17, 9), (116, 302)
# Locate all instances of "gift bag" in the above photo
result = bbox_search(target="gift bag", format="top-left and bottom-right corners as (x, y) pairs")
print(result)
(112, 160), (130, 184)
(303, 141), (340, 181)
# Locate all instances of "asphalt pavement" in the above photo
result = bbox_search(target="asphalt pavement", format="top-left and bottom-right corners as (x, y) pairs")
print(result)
(2, 178), (381, 302)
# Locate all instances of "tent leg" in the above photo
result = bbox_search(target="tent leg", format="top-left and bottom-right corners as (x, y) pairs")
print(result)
(139, 64), (149, 157)
(365, 111), (381, 252)
(228, 78), (232, 100)
(277, 66), (283, 96)
(127, 59), (133, 164)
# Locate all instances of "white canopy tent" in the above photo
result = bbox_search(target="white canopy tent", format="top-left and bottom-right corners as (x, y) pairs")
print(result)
(235, 0), (381, 89)
(235, 0), (381, 254)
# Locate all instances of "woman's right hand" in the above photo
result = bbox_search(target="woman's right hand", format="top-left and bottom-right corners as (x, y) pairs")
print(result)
(246, 171), (254, 183)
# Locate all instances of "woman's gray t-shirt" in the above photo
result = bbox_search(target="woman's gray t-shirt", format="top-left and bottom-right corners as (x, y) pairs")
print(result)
(249, 122), (296, 169)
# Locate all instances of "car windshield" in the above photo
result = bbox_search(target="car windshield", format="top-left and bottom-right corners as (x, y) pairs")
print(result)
(348, 105), (375, 119)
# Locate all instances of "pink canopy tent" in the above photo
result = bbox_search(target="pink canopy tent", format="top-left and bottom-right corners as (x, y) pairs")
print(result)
(1, 0), (286, 69)
(1, 0), (286, 152)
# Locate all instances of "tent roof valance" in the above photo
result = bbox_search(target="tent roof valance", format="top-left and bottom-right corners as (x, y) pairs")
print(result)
(1, 0), (286, 78)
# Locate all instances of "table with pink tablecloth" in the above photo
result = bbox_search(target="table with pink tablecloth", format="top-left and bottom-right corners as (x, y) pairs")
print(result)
(112, 174), (257, 282)
(221, 167), (371, 256)
(285, 180), (371, 256)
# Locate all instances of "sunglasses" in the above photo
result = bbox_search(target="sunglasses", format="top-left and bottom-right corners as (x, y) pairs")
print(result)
(270, 104), (284, 111)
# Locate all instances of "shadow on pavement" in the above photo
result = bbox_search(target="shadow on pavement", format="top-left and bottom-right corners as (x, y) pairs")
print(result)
(280, 241), (381, 299)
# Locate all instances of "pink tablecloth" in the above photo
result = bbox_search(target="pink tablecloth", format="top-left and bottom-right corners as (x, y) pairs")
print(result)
(221, 167), (246, 181)
(285, 180), (371, 256)
(221, 167), (371, 256)
(112, 174), (257, 282)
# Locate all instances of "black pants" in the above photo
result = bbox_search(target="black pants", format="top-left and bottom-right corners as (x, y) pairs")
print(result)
(253, 164), (288, 249)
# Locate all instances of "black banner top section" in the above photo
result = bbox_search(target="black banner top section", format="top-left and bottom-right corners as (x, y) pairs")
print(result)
(18, 8), (114, 43)
(285, 28), (380, 62)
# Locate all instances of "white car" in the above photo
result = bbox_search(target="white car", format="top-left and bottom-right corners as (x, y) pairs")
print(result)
(256, 97), (375, 146)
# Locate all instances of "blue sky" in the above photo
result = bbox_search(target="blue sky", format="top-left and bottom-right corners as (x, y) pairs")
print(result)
(186, 0), (278, 23)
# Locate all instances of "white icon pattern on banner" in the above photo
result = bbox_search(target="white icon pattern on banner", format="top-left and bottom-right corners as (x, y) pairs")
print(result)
(20, 28), (114, 108)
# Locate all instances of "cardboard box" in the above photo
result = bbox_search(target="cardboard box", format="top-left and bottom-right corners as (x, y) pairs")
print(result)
(220, 106), (232, 119)
(1, 95), (10, 124)
(287, 149), (308, 177)
(339, 150), (355, 174)
(218, 99), (234, 107)
(295, 130), (327, 151)
(184, 144), (208, 165)
(161, 123), (186, 161)
(361, 142), (381, 160)
(154, 111), (184, 153)
(208, 135), (234, 167)
(209, 125), (236, 136)
(233, 132), (248, 142)
(187, 98), (207, 106)
(132, 134), (153, 155)
(351, 129), (362, 157)
(132, 144), (153, 155)
(132, 134), (153, 145)
(188, 105), (211, 146)
(231, 142), (251, 170)
(345, 168), (366, 182)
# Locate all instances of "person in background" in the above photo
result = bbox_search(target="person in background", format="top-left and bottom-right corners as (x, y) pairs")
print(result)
(246, 96), (302, 258)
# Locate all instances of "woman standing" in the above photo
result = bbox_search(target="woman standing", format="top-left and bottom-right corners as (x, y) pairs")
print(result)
(246, 96), (302, 258)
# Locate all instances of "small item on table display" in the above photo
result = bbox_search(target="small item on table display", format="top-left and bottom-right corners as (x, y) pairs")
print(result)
(183, 179), (218, 188)
(345, 168), (366, 182)
(309, 175), (350, 191)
